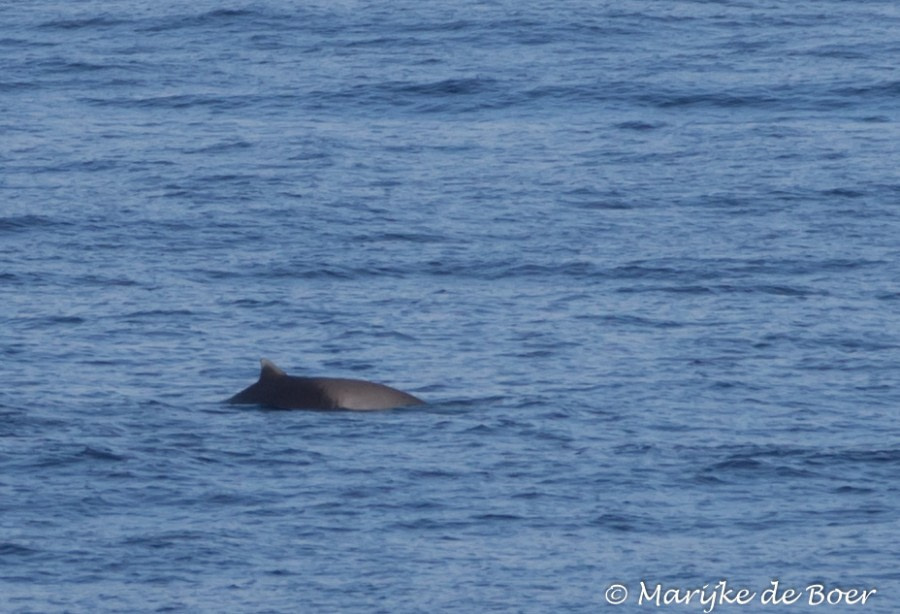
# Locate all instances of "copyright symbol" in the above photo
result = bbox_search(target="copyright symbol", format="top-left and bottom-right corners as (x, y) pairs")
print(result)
(605, 583), (628, 605)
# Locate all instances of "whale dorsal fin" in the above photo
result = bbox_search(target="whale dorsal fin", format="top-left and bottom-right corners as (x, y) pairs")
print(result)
(259, 358), (286, 380)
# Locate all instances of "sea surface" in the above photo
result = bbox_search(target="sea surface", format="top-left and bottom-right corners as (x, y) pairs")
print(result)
(2, 1), (899, 612)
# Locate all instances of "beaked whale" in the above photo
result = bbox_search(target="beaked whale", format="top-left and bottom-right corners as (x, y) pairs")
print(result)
(228, 358), (425, 410)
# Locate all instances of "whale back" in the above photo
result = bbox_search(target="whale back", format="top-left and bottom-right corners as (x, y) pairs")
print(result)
(228, 359), (424, 410)
(314, 377), (425, 410)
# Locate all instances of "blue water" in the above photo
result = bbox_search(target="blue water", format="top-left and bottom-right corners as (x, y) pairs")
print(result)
(2, 1), (899, 612)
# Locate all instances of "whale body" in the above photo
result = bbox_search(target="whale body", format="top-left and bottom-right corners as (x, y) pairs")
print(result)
(228, 358), (425, 410)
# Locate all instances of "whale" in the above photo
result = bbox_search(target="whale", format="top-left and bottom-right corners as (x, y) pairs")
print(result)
(227, 358), (425, 410)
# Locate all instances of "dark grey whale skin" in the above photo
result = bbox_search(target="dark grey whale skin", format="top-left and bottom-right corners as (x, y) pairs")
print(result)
(228, 359), (425, 410)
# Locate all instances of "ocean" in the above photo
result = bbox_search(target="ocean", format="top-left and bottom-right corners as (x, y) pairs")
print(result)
(1, 1), (899, 612)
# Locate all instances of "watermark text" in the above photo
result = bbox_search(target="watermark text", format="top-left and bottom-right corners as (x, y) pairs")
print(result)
(604, 579), (876, 612)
